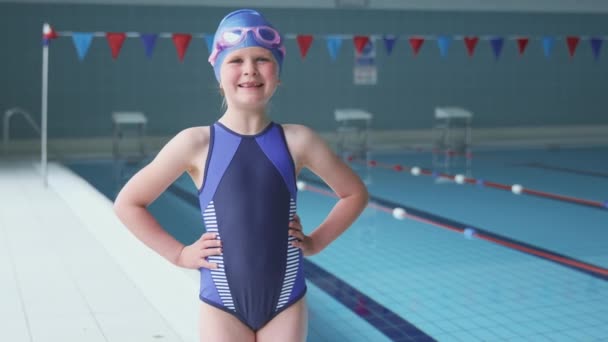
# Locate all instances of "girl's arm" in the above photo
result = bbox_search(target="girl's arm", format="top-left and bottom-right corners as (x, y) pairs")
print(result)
(287, 124), (369, 255)
(113, 127), (215, 266)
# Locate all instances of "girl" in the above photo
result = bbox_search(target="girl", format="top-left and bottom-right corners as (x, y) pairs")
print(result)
(114, 9), (368, 342)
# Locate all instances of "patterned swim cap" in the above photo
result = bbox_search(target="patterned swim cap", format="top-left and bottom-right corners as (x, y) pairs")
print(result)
(208, 9), (285, 82)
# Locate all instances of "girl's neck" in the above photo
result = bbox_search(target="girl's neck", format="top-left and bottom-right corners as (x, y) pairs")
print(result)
(218, 109), (271, 136)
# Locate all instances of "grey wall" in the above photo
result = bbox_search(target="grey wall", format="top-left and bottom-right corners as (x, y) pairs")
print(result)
(1, 3), (607, 140)
(3, 0), (608, 13)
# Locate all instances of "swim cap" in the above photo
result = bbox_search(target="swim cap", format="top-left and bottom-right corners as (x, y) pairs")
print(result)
(208, 9), (285, 82)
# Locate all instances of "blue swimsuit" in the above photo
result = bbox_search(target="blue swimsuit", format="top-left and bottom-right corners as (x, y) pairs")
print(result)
(197, 122), (306, 331)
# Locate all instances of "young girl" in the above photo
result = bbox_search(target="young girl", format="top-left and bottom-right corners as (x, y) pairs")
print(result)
(113, 9), (368, 342)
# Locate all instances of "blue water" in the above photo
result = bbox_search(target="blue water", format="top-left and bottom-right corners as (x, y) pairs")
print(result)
(66, 146), (608, 341)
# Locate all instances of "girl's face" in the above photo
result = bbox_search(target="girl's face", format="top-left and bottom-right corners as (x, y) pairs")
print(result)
(219, 47), (280, 111)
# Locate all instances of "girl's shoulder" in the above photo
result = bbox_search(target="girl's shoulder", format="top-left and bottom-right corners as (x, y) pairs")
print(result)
(279, 123), (328, 159)
(280, 123), (315, 137)
(168, 126), (212, 175)
(174, 126), (211, 148)
(280, 123), (322, 143)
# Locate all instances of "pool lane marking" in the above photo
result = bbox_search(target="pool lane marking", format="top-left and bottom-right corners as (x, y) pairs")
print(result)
(516, 162), (608, 180)
(351, 159), (608, 211)
(301, 177), (608, 281)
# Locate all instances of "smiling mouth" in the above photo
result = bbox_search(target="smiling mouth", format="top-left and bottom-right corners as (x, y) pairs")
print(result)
(238, 82), (263, 88)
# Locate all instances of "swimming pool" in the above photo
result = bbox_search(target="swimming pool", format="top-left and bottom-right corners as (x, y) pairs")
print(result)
(66, 145), (608, 341)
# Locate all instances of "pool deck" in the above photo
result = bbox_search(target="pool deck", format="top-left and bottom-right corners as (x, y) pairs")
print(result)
(0, 159), (199, 342)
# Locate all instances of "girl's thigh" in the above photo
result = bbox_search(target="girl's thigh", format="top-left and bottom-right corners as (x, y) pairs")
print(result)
(256, 297), (308, 342)
(199, 301), (255, 342)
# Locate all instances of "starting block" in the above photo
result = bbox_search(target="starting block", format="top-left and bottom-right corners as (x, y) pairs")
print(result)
(432, 106), (473, 177)
(112, 111), (147, 159)
(334, 108), (373, 161)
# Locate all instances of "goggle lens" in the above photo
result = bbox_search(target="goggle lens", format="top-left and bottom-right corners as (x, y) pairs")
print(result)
(222, 30), (243, 44)
(258, 27), (277, 42)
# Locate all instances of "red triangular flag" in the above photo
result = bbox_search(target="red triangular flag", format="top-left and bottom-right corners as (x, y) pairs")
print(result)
(566, 36), (580, 58)
(353, 36), (370, 54)
(296, 35), (314, 59)
(516, 37), (529, 55)
(409, 37), (425, 56)
(172, 33), (192, 62)
(106, 32), (126, 60)
(464, 36), (479, 57)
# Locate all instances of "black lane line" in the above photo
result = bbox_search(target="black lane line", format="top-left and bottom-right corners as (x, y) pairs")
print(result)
(516, 162), (608, 180)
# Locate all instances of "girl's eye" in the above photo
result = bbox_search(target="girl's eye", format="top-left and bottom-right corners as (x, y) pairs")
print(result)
(257, 57), (270, 62)
(229, 58), (243, 63)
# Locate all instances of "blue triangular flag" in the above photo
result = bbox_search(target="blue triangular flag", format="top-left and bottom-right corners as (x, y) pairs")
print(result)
(383, 35), (397, 55)
(437, 35), (451, 57)
(590, 37), (603, 60)
(326, 35), (343, 61)
(490, 37), (504, 60)
(204, 35), (214, 55)
(140, 33), (158, 59)
(542, 36), (555, 58)
(72, 33), (93, 61)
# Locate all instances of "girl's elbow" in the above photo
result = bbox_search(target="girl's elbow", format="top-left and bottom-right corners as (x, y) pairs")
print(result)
(113, 198), (126, 218)
(354, 182), (369, 206)
(360, 186), (370, 205)
(113, 193), (134, 218)
(113, 193), (149, 217)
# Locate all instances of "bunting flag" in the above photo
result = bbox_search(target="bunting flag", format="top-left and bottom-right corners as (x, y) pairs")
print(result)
(542, 36), (555, 58)
(326, 35), (343, 61)
(42, 23), (58, 46)
(43, 25), (608, 63)
(296, 35), (313, 59)
(490, 37), (504, 59)
(516, 37), (529, 56)
(353, 36), (370, 54)
(383, 35), (397, 55)
(140, 33), (158, 59)
(72, 33), (93, 61)
(106, 32), (126, 60)
(590, 37), (603, 60)
(172, 33), (192, 62)
(437, 35), (451, 57)
(464, 36), (479, 57)
(566, 36), (580, 58)
(204, 35), (214, 55)
(408, 37), (425, 57)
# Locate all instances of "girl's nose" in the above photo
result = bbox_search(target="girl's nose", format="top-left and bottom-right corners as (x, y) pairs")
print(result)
(243, 60), (258, 75)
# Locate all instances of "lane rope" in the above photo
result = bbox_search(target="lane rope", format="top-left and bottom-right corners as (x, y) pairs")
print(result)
(297, 179), (608, 280)
(348, 157), (608, 211)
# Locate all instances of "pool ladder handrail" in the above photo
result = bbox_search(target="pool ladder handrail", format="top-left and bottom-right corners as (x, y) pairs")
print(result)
(3, 107), (41, 152)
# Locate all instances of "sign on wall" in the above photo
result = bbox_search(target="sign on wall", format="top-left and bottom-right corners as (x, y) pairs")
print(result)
(354, 39), (377, 85)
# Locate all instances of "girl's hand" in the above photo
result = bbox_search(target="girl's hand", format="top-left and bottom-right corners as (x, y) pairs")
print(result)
(176, 232), (222, 269)
(289, 214), (317, 256)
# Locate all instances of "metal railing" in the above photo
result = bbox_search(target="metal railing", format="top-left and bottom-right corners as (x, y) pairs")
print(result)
(3, 107), (41, 152)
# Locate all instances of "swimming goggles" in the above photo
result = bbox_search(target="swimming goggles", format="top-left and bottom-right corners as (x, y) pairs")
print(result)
(208, 26), (285, 65)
